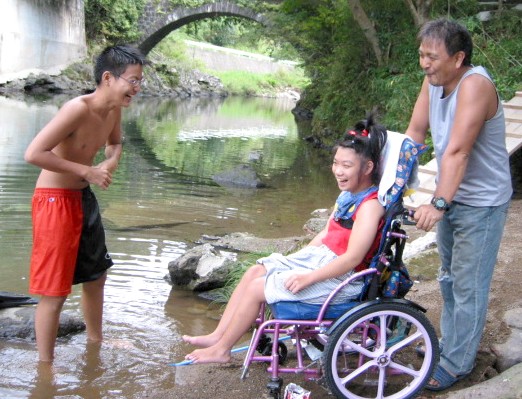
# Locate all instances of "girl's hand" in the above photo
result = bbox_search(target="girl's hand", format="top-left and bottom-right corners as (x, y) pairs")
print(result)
(284, 273), (313, 294)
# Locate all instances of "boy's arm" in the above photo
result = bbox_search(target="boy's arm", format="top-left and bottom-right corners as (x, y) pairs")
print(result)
(24, 99), (113, 189)
(96, 109), (123, 173)
(24, 100), (91, 178)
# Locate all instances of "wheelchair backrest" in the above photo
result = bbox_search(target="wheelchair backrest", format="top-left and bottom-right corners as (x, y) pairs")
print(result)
(362, 133), (427, 300)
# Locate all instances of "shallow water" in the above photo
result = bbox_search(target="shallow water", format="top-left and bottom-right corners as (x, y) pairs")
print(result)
(0, 94), (339, 398)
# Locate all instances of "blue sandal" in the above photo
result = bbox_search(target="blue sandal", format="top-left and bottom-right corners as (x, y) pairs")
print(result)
(425, 365), (466, 392)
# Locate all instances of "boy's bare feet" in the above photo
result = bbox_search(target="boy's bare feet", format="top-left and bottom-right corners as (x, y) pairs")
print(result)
(184, 345), (231, 364)
(182, 333), (220, 348)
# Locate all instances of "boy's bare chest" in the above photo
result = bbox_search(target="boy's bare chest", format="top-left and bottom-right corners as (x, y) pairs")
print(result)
(64, 116), (116, 157)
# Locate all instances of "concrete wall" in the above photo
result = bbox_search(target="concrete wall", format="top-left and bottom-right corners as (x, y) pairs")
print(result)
(0, 0), (86, 83)
(185, 40), (297, 75)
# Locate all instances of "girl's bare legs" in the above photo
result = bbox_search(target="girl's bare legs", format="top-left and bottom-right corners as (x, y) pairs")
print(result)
(81, 273), (107, 342)
(183, 264), (266, 348)
(185, 273), (267, 364)
(34, 295), (67, 362)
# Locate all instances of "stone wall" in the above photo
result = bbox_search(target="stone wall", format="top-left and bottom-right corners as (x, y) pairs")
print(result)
(185, 40), (297, 75)
(0, 0), (87, 84)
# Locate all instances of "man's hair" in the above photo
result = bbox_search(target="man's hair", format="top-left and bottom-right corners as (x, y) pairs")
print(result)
(417, 18), (473, 66)
(94, 45), (149, 85)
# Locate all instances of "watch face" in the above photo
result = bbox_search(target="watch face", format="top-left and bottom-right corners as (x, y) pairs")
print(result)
(432, 197), (448, 210)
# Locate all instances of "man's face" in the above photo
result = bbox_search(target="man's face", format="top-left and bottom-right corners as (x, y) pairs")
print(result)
(418, 39), (463, 91)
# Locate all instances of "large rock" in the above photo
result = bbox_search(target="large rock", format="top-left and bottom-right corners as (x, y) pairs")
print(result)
(444, 362), (522, 399)
(212, 165), (267, 188)
(168, 243), (237, 291)
(197, 232), (305, 254)
(491, 307), (522, 372)
(0, 307), (85, 340)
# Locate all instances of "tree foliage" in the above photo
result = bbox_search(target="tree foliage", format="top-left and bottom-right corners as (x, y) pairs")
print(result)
(270, 0), (521, 139)
(84, 0), (146, 44)
(83, 0), (521, 141)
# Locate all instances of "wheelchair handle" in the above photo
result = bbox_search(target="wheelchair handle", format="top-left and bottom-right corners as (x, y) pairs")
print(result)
(402, 208), (416, 226)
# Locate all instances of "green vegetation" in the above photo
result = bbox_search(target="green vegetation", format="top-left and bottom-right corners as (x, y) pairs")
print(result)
(273, 0), (521, 140)
(83, 0), (521, 142)
(211, 253), (269, 303)
(206, 69), (308, 96)
(80, 0), (521, 302)
(84, 0), (146, 44)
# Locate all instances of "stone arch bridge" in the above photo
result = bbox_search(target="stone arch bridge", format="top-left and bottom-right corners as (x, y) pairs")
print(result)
(137, 1), (267, 55)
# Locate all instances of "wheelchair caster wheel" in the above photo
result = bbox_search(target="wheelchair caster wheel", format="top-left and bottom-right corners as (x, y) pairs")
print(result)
(266, 377), (283, 399)
(256, 335), (288, 365)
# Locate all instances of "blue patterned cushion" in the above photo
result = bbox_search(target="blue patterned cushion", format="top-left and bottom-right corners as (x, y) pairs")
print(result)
(383, 138), (427, 208)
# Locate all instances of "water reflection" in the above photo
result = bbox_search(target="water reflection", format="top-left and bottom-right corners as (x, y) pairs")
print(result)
(0, 94), (338, 398)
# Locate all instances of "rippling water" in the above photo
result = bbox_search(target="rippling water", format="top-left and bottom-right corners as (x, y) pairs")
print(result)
(0, 94), (338, 397)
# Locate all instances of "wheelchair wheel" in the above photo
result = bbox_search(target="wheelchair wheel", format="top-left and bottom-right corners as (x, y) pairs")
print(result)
(323, 302), (439, 399)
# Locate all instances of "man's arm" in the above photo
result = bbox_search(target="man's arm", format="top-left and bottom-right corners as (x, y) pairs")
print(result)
(433, 74), (495, 202)
(405, 77), (430, 144)
(414, 74), (496, 231)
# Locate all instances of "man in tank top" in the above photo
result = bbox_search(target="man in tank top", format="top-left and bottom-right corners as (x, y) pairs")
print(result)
(406, 18), (512, 391)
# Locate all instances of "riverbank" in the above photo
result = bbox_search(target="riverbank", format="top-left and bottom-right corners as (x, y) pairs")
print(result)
(164, 194), (522, 398)
(0, 51), (302, 102)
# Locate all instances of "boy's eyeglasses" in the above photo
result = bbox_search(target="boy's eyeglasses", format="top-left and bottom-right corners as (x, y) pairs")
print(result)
(117, 75), (145, 87)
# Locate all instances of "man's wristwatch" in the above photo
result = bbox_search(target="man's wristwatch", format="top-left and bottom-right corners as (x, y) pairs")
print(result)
(431, 196), (450, 212)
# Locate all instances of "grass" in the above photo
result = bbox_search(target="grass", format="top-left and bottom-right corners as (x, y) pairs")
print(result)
(210, 68), (309, 96)
(211, 252), (271, 304)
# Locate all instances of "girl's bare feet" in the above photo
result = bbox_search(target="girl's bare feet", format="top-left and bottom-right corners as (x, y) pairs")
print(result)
(182, 333), (220, 348)
(184, 345), (231, 364)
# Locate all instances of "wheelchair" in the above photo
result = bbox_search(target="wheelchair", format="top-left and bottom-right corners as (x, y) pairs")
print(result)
(240, 135), (439, 399)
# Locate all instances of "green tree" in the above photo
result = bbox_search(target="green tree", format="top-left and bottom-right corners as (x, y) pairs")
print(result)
(84, 0), (146, 44)
(271, 0), (521, 140)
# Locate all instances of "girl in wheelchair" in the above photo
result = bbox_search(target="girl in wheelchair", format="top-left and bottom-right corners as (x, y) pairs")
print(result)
(183, 113), (388, 365)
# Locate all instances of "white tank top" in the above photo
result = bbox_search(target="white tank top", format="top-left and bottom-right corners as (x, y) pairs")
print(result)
(429, 66), (512, 206)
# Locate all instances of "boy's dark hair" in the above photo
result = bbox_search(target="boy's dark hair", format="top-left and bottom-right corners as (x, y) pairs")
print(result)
(334, 112), (387, 185)
(94, 45), (149, 85)
(417, 18), (473, 66)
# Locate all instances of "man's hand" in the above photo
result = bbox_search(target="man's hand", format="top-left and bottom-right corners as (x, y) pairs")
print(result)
(414, 204), (444, 231)
(84, 166), (113, 190)
(284, 273), (313, 294)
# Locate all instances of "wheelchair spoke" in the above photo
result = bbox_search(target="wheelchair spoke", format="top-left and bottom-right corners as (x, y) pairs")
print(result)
(378, 314), (389, 349)
(388, 330), (422, 353)
(340, 337), (379, 358)
(339, 357), (378, 385)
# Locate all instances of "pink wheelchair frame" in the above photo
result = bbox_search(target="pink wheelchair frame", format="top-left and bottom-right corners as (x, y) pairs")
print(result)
(240, 138), (439, 399)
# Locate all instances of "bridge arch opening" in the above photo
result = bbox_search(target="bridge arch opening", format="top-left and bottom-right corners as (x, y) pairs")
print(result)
(138, 2), (267, 55)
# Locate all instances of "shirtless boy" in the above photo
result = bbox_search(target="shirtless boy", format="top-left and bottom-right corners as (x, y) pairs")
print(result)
(24, 45), (148, 362)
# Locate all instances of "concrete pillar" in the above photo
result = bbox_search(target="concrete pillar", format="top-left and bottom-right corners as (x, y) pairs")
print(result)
(0, 0), (87, 83)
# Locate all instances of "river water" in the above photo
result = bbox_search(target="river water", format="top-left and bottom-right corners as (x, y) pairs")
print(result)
(0, 94), (339, 398)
